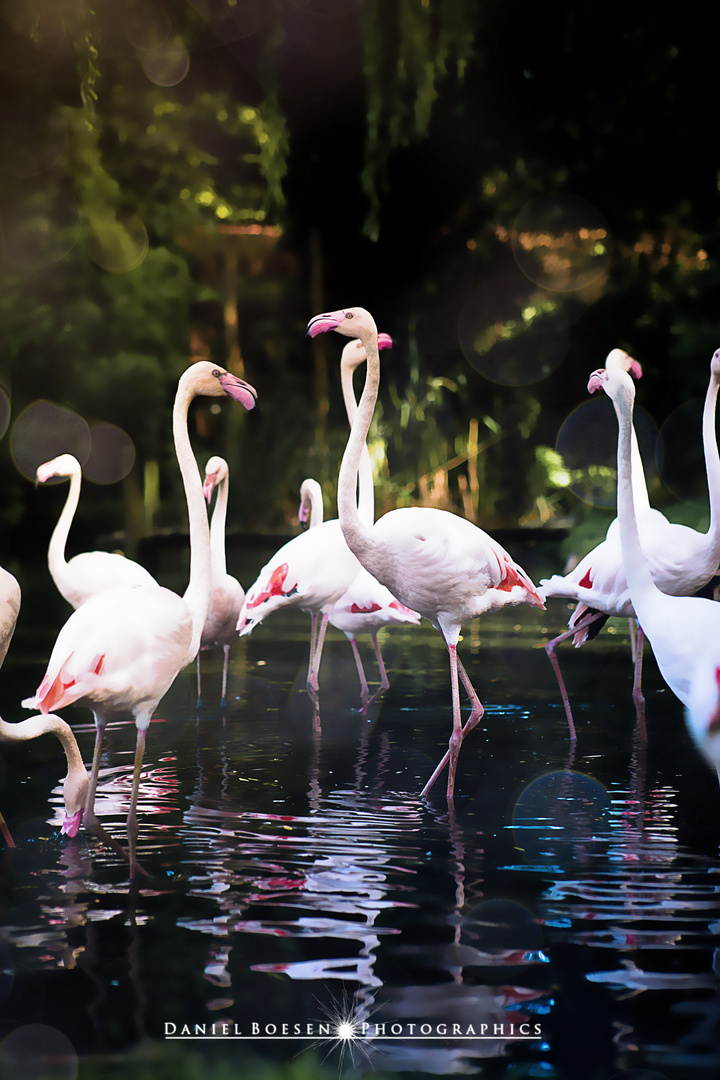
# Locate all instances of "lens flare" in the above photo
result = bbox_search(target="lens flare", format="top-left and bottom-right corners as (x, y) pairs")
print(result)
(11, 401), (90, 483)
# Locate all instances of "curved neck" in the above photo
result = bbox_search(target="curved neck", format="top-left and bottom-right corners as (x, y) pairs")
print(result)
(703, 369), (720, 539)
(0, 714), (84, 780)
(615, 387), (661, 610)
(175, 377), (212, 655)
(210, 475), (229, 577)
(341, 358), (375, 525)
(337, 335), (380, 560)
(47, 469), (81, 576)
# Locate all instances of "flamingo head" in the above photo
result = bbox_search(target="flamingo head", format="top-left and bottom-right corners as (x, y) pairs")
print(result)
(711, 347), (720, 381)
(36, 453), (80, 485)
(306, 307), (378, 344)
(587, 366), (636, 409)
(183, 361), (257, 411)
(203, 455), (228, 504)
(61, 759), (90, 839)
(605, 348), (642, 381)
(298, 478), (322, 531)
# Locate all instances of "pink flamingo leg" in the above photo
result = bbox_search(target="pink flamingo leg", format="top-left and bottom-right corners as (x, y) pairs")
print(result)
(220, 644), (230, 710)
(127, 727), (147, 881)
(632, 624), (646, 742)
(544, 611), (607, 741)
(83, 719), (136, 866)
(307, 612), (330, 700)
(350, 639), (371, 711)
(365, 633), (391, 707)
(0, 810), (15, 848)
(420, 643), (485, 800)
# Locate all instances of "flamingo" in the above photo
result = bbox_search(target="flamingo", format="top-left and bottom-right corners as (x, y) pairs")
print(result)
(541, 347), (720, 738)
(298, 477), (421, 710)
(0, 713), (89, 841)
(23, 362), (257, 875)
(35, 453), (157, 609)
(194, 456), (245, 710)
(588, 359), (720, 773)
(306, 306), (545, 799)
(236, 499), (363, 713)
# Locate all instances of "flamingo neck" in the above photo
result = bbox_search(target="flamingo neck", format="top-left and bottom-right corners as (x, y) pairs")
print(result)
(47, 466), (81, 580)
(209, 475), (229, 578)
(615, 385), (660, 610)
(0, 713), (84, 781)
(703, 368), (720, 545)
(338, 334), (380, 560)
(174, 376), (212, 656)
(341, 358), (375, 525)
(629, 424), (650, 513)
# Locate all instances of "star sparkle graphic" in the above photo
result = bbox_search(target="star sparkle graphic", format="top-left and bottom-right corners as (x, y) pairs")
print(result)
(304, 987), (383, 1073)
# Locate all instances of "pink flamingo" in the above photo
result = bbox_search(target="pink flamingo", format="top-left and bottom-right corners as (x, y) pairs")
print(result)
(589, 358), (720, 774)
(23, 362), (257, 876)
(541, 347), (720, 738)
(0, 713), (89, 841)
(195, 456), (245, 709)
(306, 306), (545, 799)
(236, 336), (397, 710)
(35, 453), (157, 609)
(298, 477), (420, 710)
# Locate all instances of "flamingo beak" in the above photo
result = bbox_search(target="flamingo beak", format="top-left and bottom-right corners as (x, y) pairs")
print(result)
(202, 474), (217, 505)
(306, 311), (343, 338)
(217, 373), (257, 410)
(587, 369), (607, 394)
(61, 808), (83, 838)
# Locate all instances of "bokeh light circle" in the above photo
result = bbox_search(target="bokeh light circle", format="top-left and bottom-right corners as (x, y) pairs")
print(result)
(556, 397), (659, 508)
(460, 898), (543, 956)
(656, 397), (707, 507)
(512, 193), (611, 292)
(2, 191), (80, 269)
(11, 401), (91, 483)
(86, 213), (148, 273)
(0, 1023), (77, 1080)
(85, 423), (136, 485)
(458, 277), (568, 386)
(140, 38), (190, 87)
(512, 770), (612, 866)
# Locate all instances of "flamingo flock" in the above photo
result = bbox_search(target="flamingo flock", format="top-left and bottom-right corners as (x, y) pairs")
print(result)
(0, 307), (718, 876)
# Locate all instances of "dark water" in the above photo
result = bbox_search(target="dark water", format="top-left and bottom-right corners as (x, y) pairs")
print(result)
(1, 539), (720, 1080)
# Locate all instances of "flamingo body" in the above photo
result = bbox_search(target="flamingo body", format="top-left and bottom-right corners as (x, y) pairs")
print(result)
(590, 359), (720, 771)
(23, 362), (257, 874)
(306, 306), (544, 798)
(37, 454), (156, 609)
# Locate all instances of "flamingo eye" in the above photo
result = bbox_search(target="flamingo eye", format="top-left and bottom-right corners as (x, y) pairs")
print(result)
(212, 369), (222, 377)
(345, 312), (354, 320)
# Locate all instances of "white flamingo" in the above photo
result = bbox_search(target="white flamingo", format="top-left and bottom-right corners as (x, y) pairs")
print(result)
(298, 477), (420, 710)
(194, 456), (245, 710)
(306, 306), (545, 799)
(0, 713), (89, 841)
(35, 453), (157, 609)
(23, 362), (257, 875)
(541, 347), (720, 738)
(589, 358), (720, 773)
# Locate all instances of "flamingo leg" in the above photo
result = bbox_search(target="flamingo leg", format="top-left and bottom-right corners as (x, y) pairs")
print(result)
(127, 727), (147, 880)
(220, 644), (230, 711)
(196, 653), (202, 709)
(307, 612), (329, 700)
(628, 617), (638, 664)
(349, 638), (371, 712)
(365, 633), (391, 707)
(421, 650), (485, 799)
(307, 612), (318, 687)
(83, 718), (135, 865)
(544, 611), (606, 741)
(632, 623), (647, 743)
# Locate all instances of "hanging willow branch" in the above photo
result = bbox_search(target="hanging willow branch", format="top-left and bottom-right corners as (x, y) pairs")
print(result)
(361, 0), (475, 240)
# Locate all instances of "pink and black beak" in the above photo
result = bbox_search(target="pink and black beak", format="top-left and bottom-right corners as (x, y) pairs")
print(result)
(216, 371), (257, 411)
(61, 808), (83, 838)
(306, 311), (345, 338)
